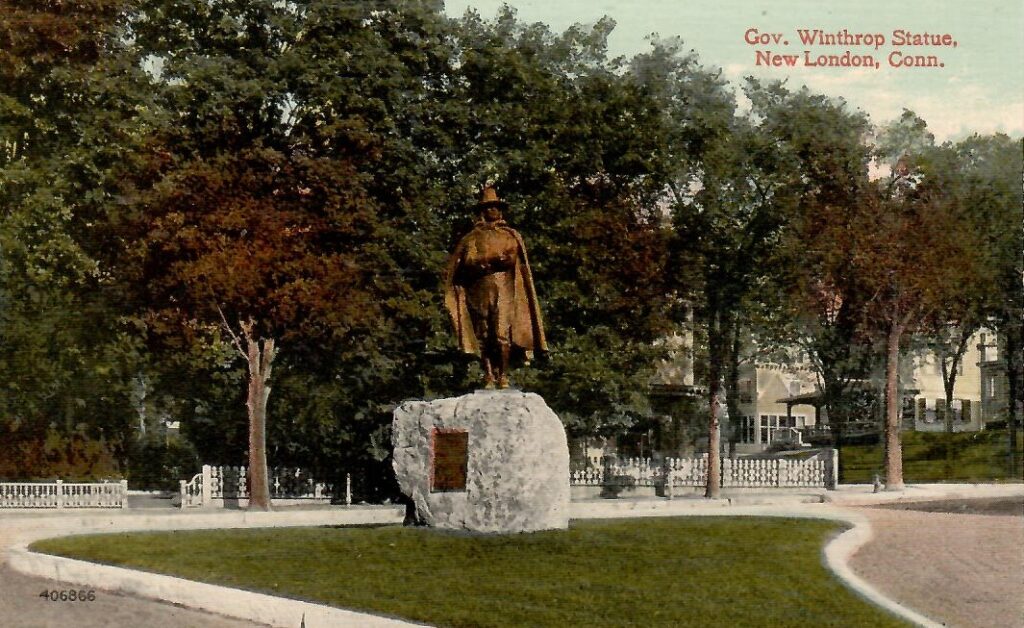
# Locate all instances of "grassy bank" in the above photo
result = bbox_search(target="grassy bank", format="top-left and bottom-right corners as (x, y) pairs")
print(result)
(34, 518), (906, 627)
(841, 429), (1023, 483)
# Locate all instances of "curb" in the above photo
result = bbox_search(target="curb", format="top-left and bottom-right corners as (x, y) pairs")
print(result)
(4, 508), (412, 628)
(820, 512), (943, 628)
(8, 543), (422, 628)
(6, 503), (951, 628)
(570, 503), (944, 628)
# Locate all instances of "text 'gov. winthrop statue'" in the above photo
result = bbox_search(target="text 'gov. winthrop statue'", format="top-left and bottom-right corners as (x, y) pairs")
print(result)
(444, 186), (547, 389)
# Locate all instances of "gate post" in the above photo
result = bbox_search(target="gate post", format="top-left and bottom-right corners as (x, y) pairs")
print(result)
(202, 464), (214, 506)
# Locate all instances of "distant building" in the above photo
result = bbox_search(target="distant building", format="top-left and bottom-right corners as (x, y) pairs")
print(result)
(734, 355), (824, 453)
(902, 331), (986, 432)
(978, 331), (1011, 423)
(613, 318), (1000, 461)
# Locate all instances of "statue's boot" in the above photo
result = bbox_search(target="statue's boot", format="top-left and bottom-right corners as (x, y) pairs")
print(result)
(483, 357), (496, 389)
(497, 344), (511, 389)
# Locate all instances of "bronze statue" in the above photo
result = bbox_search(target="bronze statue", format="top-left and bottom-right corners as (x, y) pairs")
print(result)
(444, 186), (547, 389)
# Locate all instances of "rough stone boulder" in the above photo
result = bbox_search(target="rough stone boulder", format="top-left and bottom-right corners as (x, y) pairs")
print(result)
(392, 390), (570, 533)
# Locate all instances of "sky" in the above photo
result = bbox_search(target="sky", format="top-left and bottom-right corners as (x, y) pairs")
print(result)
(444, 0), (1024, 142)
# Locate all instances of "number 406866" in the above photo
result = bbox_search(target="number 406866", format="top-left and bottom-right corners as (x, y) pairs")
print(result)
(39, 589), (96, 602)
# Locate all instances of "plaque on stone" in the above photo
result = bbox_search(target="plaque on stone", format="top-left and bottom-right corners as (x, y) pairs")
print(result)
(431, 428), (468, 492)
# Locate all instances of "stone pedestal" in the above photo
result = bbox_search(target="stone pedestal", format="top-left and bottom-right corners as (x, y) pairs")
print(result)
(392, 390), (570, 533)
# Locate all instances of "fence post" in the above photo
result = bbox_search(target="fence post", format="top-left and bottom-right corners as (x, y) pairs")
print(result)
(202, 464), (213, 506)
(345, 473), (352, 506)
(662, 458), (674, 500)
(55, 479), (64, 509)
(827, 449), (839, 490)
(120, 479), (129, 509)
(721, 457), (731, 488)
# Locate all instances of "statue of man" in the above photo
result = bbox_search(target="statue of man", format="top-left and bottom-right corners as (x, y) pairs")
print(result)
(444, 186), (547, 389)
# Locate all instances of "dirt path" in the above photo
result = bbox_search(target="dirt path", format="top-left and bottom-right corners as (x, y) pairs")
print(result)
(0, 518), (262, 628)
(849, 506), (1024, 628)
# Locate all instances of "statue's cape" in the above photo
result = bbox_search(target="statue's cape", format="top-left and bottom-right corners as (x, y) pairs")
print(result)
(444, 224), (547, 358)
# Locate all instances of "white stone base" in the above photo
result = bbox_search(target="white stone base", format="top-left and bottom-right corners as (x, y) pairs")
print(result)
(392, 390), (570, 533)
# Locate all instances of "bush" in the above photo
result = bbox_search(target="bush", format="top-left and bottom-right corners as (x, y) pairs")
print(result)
(126, 435), (200, 492)
(0, 427), (121, 481)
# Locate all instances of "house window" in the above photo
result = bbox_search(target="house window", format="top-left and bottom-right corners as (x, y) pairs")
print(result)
(738, 380), (754, 404)
(738, 416), (755, 444)
(760, 415), (787, 444)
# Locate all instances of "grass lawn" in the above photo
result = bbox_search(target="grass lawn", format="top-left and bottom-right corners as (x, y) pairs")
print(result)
(33, 517), (907, 627)
(841, 429), (1024, 484)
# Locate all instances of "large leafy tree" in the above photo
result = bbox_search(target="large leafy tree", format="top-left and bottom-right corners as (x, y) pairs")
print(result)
(131, 0), (419, 507)
(446, 11), (680, 436)
(753, 82), (878, 468)
(818, 119), (978, 490)
(0, 0), (153, 476)
(645, 51), (780, 498)
(953, 133), (1023, 472)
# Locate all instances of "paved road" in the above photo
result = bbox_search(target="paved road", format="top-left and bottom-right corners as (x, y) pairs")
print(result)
(850, 501), (1024, 628)
(0, 565), (263, 628)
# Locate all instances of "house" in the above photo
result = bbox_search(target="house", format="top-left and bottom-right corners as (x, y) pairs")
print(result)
(902, 331), (987, 432)
(658, 329), (993, 454)
(978, 330), (1012, 424)
(734, 356), (825, 453)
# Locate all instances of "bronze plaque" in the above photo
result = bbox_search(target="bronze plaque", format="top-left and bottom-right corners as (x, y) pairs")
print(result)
(431, 429), (469, 492)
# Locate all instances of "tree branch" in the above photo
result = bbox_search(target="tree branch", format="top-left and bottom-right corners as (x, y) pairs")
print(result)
(216, 304), (248, 360)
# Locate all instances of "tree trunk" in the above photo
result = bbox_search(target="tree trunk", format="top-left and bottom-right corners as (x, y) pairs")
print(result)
(1005, 327), (1021, 478)
(244, 330), (275, 511)
(883, 321), (905, 490)
(726, 324), (742, 459)
(941, 359), (954, 433)
(706, 371), (722, 498)
(940, 328), (970, 433)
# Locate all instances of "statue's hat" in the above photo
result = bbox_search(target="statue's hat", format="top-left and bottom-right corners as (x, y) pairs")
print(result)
(475, 186), (509, 211)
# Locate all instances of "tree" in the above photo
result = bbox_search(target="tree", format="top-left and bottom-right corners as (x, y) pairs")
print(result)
(748, 80), (875, 445)
(131, 1), (408, 508)
(0, 0), (153, 476)
(953, 133), (1023, 473)
(822, 121), (978, 489)
(655, 66), (791, 497)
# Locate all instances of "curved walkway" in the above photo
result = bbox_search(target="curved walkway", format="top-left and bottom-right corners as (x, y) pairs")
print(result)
(0, 507), (407, 628)
(849, 504), (1023, 628)
(2, 485), (1021, 627)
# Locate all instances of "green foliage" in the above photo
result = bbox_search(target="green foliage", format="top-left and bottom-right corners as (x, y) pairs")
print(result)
(35, 518), (907, 628)
(0, 425), (121, 480)
(125, 433), (199, 491)
(0, 0), (154, 468)
(3, 0), (1015, 496)
(127, 0), (689, 476)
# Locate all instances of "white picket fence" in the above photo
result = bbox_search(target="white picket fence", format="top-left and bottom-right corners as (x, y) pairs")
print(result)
(0, 480), (129, 509)
(571, 449), (838, 490)
(180, 465), (341, 508)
